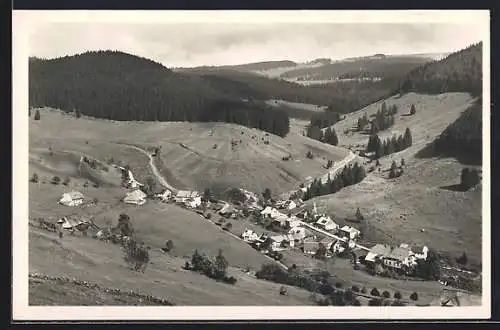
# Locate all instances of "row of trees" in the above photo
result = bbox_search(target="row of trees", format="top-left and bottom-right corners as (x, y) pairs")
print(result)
(366, 128), (413, 159)
(303, 162), (366, 201)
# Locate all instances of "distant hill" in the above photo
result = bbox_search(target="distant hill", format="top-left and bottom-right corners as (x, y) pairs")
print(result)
(29, 51), (290, 137)
(280, 55), (433, 81)
(399, 42), (482, 97)
(179, 60), (298, 73)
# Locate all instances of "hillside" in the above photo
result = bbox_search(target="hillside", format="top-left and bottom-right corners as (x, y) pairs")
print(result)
(280, 55), (434, 81)
(179, 60), (298, 73)
(30, 108), (347, 199)
(29, 51), (290, 137)
(305, 92), (482, 264)
(399, 42), (482, 97)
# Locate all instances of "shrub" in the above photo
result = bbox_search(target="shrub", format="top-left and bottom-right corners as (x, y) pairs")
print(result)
(410, 292), (419, 301)
(51, 176), (61, 185)
(62, 177), (71, 186)
(410, 104), (416, 115)
(371, 288), (380, 296)
(382, 291), (391, 298)
(368, 298), (382, 306)
(34, 110), (41, 120)
(93, 182), (100, 188)
(351, 285), (360, 293)
(306, 151), (314, 159)
(83, 181), (89, 188)
(361, 287), (367, 294)
(205, 213), (212, 219)
(165, 240), (174, 252)
(30, 173), (39, 183)
(335, 282), (343, 289)
(394, 291), (402, 300)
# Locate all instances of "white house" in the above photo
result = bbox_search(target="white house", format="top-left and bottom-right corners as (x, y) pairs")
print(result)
(59, 191), (85, 207)
(175, 190), (200, 203)
(156, 189), (173, 202)
(241, 229), (259, 242)
(365, 244), (392, 264)
(315, 216), (338, 231)
(339, 225), (361, 240)
(123, 189), (147, 205)
(270, 235), (295, 250)
(288, 226), (308, 241)
(286, 200), (297, 211)
(126, 170), (143, 189)
(286, 216), (302, 229)
(186, 196), (202, 209)
(383, 245), (413, 269)
(412, 245), (429, 260)
(332, 240), (347, 254)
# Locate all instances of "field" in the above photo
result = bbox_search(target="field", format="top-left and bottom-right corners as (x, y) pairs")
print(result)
(306, 92), (483, 264)
(29, 228), (317, 306)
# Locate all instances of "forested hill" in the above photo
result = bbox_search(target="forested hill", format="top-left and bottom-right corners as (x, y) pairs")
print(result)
(399, 42), (482, 97)
(29, 51), (290, 137)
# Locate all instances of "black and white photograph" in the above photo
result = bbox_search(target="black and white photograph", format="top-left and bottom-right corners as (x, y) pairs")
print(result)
(12, 10), (490, 320)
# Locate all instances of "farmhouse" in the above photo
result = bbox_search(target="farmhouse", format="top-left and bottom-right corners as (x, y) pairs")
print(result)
(175, 190), (200, 203)
(286, 216), (302, 229)
(365, 244), (392, 264)
(303, 238), (320, 255)
(155, 189), (173, 202)
(383, 244), (415, 269)
(219, 203), (235, 217)
(59, 191), (85, 207)
(270, 235), (295, 250)
(126, 170), (143, 189)
(288, 226), (310, 242)
(412, 245), (429, 260)
(123, 189), (147, 205)
(315, 216), (338, 231)
(338, 225), (361, 240)
(241, 229), (260, 242)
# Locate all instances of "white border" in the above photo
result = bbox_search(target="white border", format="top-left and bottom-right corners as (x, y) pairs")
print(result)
(12, 10), (491, 321)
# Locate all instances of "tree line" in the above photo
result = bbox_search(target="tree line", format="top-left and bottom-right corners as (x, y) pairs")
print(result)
(29, 51), (290, 137)
(366, 128), (413, 159)
(416, 100), (482, 165)
(306, 125), (339, 146)
(303, 162), (366, 201)
(399, 42), (482, 97)
(363, 102), (398, 134)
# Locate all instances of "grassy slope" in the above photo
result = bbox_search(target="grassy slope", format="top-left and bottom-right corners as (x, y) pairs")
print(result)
(29, 228), (316, 306)
(306, 92), (482, 263)
(29, 108), (346, 195)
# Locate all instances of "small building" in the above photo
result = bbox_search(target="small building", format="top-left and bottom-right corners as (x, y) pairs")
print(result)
(186, 196), (202, 209)
(155, 189), (173, 202)
(123, 189), (147, 205)
(303, 238), (320, 255)
(365, 244), (392, 264)
(286, 216), (302, 229)
(288, 226), (309, 241)
(412, 245), (429, 260)
(338, 225), (361, 240)
(332, 240), (347, 254)
(59, 191), (85, 207)
(219, 203), (235, 217)
(241, 229), (259, 242)
(175, 190), (200, 204)
(270, 235), (295, 250)
(315, 216), (338, 231)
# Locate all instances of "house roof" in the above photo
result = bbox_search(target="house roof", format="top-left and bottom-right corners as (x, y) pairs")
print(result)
(303, 241), (320, 250)
(64, 191), (85, 200)
(176, 190), (199, 198)
(368, 244), (392, 257)
(387, 246), (412, 261)
(340, 225), (360, 234)
(412, 245), (428, 254)
(125, 189), (147, 200)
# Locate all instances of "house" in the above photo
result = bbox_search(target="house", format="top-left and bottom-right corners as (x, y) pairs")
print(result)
(219, 203), (235, 217)
(270, 235), (295, 250)
(365, 244), (392, 264)
(286, 200), (297, 211)
(286, 216), (302, 229)
(383, 245), (414, 269)
(155, 189), (173, 202)
(186, 196), (202, 209)
(319, 238), (335, 251)
(315, 216), (338, 231)
(412, 245), (429, 260)
(338, 225), (361, 240)
(125, 170), (143, 189)
(261, 206), (288, 226)
(288, 226), (308, 241)
(332, 240), (348, 254)
(303, 238), (320, 255)
(175, 190), (200, 204)
(59, 191), (85, 207)
(123, 189), (147, 205)
(241, 229), (259, 242)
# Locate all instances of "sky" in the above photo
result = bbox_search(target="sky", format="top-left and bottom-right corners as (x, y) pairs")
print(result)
(29, 22), (484, 68)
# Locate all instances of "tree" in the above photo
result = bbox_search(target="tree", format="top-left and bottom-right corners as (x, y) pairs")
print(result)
(410, 104), (416, 115)
(143, 176), (156, 196)
(262, 188), (272, 201)
(62, 177), (71, 186)
(410, 292), (419, 301)
(165, 240), (174, 252)
(404, 128), (413, 148)
(203, 188), (214, 202)
(214, 249), (229, 279)
(394, 291), (402, 300)
(30, 173), (39, 183)
(390, 160), (398, 171)
(456, 252), (468, 266)
(326, 159), (333, 169)
(75, 108), (82, 118)
(355, 208), (364, 221)
(381, 102), (387, 114)
(401, 158), (405, 167)
(117, 213), (133, 237)
(361, 287), (367, 294)
(315, 243), (327, 260)
(371, 288), (380, 296)
(34, 110), (41, 120)
(382, 291), (391, 298)
(51, 176), (61, 185)
(306, 150), (314, 159)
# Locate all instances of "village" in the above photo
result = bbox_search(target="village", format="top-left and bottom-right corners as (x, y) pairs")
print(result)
(45, 155), (441, 285)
